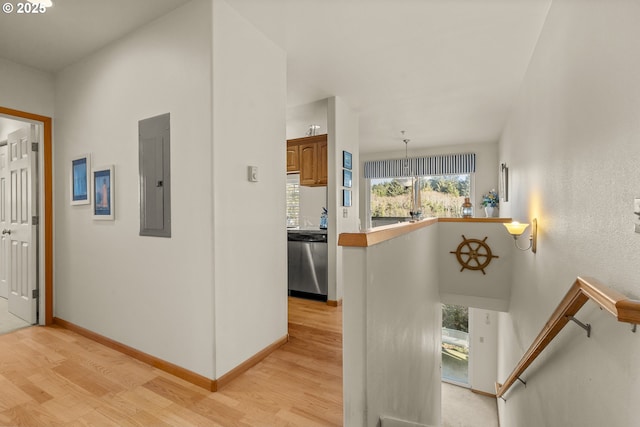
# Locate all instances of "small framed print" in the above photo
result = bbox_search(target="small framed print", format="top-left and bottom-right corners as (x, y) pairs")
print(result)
(343, 189), (352, 207)
(343, 151), (352, 170)
(343, 169), (352, 188)
(70, 154), (91, 205)
(93, 165), (114, 220)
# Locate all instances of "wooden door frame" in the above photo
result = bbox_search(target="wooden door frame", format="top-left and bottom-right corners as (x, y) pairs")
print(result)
(0, 106), (53, 325)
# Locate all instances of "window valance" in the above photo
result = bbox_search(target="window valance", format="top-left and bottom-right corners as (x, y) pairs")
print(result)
(363, 153), (476, 179)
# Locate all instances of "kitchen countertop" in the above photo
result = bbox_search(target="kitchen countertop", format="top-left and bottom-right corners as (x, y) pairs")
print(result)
(287, 228), (328, 235)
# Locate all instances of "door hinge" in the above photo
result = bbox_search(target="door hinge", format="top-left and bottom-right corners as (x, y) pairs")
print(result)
(32, 216), (39, 226)
(31, 143), (38, 152)
(32, 289), (38, 299)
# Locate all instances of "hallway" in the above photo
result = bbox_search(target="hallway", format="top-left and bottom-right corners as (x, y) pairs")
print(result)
(0, 297), (342, 426)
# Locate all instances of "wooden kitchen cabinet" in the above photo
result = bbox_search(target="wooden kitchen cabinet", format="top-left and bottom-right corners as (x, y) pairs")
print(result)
(286, 134), (328, 187)
(317, 140), (328, 185)
(299, 143), (318, 185)
(287, 144), (299, 172)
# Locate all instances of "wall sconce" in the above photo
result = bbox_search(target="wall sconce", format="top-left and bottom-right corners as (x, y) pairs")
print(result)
(503, 219), (537, 253)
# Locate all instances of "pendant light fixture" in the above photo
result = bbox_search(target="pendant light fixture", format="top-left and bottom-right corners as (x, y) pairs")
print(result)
(402, 130), (410, 174)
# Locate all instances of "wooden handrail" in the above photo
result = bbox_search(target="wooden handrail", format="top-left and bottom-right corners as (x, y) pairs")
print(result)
(496, 277), (640, 399)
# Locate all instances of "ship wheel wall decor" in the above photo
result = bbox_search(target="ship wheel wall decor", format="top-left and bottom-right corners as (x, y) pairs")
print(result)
(450, 235), (499, 275)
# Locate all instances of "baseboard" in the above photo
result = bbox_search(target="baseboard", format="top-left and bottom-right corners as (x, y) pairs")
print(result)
(471, 388), (496, 398)
(53, 318), (289, 393)
(53, 317), (217, 391)
(327, 299), (342, 307)
(216, 334), (289, 390)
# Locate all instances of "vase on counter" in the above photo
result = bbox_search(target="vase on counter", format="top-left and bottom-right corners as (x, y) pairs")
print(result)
(484, 206), (498, 218)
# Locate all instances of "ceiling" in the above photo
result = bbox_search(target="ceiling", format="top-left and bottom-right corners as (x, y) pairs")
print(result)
(0, 0), (552, 153)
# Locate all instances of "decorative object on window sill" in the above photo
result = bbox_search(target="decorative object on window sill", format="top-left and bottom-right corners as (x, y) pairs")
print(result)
(461, 197), (473, 218)
(481, 189), (499, 217)
(504, 219), (537, 253)
(450, 235), (499, 275)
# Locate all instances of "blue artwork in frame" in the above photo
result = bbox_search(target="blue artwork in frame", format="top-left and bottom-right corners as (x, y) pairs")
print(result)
(93, 165), (115, 220)
(343, 151), (352, 170)
(343, 169), (352, 188)
(70, 154), (91, 205)
(343, 189), (352, 207)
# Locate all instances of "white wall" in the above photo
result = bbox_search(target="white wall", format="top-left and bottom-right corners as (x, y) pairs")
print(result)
(54, 0), (216, 378)
(212, 0), (288, 377)
(299, 185), (327, 229)
(0, 57), (54, 117)
(360, 142), (499, 226)
(469, 307), (498, 395)
(438, 222), (513, 312)
(328, 96), (359, 302)
(343, 224), (441, 427)
(497, 1), (640, 426)
(286, 99), (328, 140)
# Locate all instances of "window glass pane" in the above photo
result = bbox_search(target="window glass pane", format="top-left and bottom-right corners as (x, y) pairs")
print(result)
(286, 180), (300, 227)
(370, 174), (471, 227)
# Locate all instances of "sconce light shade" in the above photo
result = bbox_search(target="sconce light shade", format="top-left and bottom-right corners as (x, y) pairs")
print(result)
(503, 221), (529, 236)
(504, 219), (537, 253)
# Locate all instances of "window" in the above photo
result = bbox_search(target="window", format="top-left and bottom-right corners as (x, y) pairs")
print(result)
(286, 175), (300, 227)
(370, 173), (471, 227)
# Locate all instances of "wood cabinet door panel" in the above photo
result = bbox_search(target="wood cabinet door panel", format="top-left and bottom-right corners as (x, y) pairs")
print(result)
(299, 143), (317, 185)
(286, 144), (299, 172)
(317, 141), (328, 185)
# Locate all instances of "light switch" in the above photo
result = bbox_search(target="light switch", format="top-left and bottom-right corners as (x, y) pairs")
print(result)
(248, 166), (258, 182)
(635, 198), (640, 233)
(343, 208), (348, 218)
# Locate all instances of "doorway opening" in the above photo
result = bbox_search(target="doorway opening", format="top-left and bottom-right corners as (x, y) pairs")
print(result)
(0, 106), (53, 327)
(442, 303), (470, 386)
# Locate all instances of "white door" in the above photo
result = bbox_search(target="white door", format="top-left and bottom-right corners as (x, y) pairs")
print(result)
(6, 126), (37, 324)
(0, 144), (9, 299)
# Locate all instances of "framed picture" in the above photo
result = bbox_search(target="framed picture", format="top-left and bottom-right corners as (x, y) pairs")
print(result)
(92, 165), (114, 220)
(343, 151), (352, 170)
(343, 189), (352, 207)
(70, 154), (91, 205)
(500, 163), (509, 202)
(343, 169), (352, 188)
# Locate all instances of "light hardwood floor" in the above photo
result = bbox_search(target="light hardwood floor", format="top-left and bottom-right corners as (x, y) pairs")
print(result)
(0, 297), (343, 426)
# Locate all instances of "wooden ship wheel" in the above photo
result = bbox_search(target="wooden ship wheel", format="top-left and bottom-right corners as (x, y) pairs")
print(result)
(450, 235), (498, 275)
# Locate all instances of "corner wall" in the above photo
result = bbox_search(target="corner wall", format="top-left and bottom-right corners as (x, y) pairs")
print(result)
(0, 57), (54, 117)
(328, 96), (359, 302)
(343, 224), (441, 426)
(498, 1), (640, 425)
(54, 0), (215, 378)
(212, 0), (287, 377)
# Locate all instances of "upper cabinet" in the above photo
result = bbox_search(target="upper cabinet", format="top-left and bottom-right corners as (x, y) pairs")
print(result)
(287, 134), (328, 187)
(286, 144), (299, 172)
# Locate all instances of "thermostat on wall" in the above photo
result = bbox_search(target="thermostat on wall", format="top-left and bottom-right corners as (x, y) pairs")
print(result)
(248, 166), (258, 182)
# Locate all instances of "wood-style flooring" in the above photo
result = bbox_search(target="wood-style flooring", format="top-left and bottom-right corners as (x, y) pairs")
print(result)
(0, 297), (343, 426)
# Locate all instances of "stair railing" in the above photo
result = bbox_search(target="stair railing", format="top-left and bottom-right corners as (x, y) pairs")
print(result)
(496, 276), (640, 399)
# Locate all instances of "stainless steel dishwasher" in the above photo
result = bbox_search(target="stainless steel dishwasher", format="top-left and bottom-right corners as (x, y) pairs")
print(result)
(287, 232), (328, 300)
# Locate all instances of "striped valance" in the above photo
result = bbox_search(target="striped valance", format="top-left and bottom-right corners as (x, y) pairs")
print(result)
(364, 153), (476, 179)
